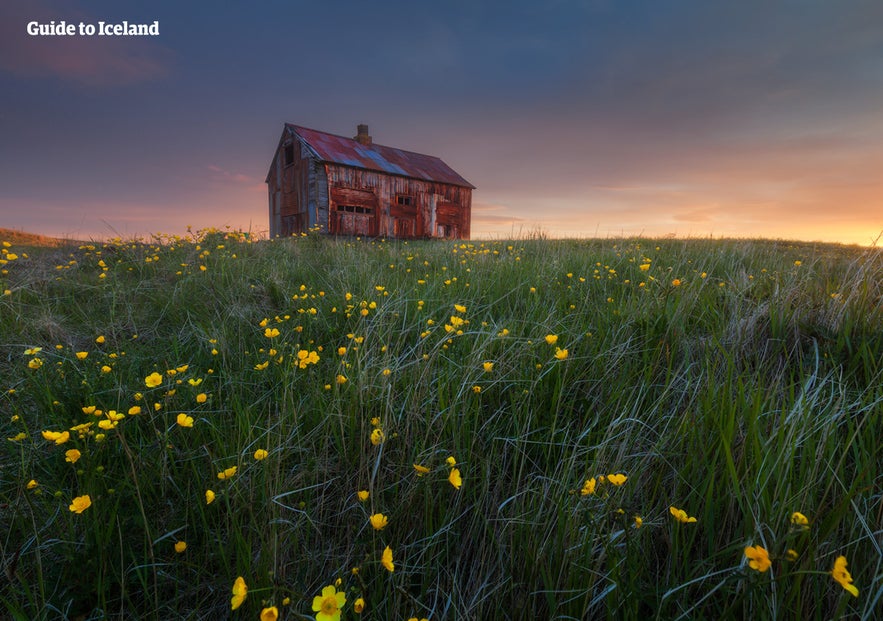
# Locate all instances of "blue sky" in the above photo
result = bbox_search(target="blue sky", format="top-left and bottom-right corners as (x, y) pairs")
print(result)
(1, 0), (882, 244)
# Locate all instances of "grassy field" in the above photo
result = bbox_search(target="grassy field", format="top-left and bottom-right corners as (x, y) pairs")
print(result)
(1, 230), (881, 620)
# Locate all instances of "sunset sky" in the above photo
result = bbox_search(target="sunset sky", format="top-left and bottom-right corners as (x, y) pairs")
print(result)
(1, 0), (882, 245)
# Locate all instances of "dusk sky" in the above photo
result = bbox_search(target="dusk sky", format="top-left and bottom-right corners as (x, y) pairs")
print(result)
(2, 0), (882, 245)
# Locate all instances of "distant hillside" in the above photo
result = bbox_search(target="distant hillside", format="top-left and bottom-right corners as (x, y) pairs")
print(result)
(0, 228), (81, 247)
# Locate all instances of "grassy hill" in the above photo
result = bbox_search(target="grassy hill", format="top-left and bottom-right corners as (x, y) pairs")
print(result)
(1, 229), (880, 620)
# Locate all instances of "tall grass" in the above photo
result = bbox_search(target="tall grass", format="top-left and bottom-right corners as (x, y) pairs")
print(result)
(1, 231), (880, 620)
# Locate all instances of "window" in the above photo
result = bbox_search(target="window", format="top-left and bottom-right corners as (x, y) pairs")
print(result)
(337, 205), (373, 215)
(396, 195), (413, 206)
(283, 143), (294, 166)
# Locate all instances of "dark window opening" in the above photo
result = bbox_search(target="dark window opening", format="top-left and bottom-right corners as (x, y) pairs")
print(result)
(396, 195), (413, 206)
(283, 143), (294, 166)
(337, 204), (373, 215)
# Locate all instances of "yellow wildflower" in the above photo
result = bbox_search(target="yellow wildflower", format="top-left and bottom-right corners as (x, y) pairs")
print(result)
(312, 584), (346, 621)
(260, 606), (278, 621)
(217, 466), (237, 480)
(831, 555), (859, 597)
(264, 327), (280, 338)
(413, 464), (430, 476)
(176, 413), (194, 428)
(174, 541), (187, 553)
(75, 351), (88, 360)
(554, 347), (569, 360)
(581, 477), (597, 496)
(607, 473), (627, 486)
(354, 597), (365, 613)
(231, 576), (247, 610)
(144, 372), (163, 388)
(483, 361), (494, 373)
(369, 513), (389, 530)
(370, 428), (385, 445)
(446, 456), (457, 466)
(65, 449), (81, 463)
(27, 479), (38, 489)
(448, 468), (462, 489)
(205, 490), (216, 504)
(42, 430), (70, 445)
(669, 506), (697, 523)
(744, 545), (771, 572)
(195, 393), (207, 403)
(357, 490), (369, 501)
(69, 494), (92, 513)
(544, 334), (558, 345)
(253, 448), (268, 461)
(790, 511), (809, 527)
(381, 546), (395, 572)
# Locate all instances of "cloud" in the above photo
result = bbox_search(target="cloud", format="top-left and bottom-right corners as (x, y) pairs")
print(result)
(0, 1), (170, 85)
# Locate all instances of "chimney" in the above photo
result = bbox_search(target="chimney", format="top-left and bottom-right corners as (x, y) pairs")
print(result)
(354, 124), (372, 146)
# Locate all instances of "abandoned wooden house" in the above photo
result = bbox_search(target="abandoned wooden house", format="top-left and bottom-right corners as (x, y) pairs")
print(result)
(266, 123), (474, 239)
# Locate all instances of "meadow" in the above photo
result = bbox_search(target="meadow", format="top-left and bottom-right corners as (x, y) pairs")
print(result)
(1, 229), (880, 620)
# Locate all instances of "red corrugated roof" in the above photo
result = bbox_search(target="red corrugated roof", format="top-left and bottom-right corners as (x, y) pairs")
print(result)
(287, 124), (475, 189)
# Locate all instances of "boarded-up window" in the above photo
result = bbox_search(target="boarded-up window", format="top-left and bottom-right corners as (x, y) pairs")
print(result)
(283, 144), (294, 166)
(330, 187), (378, 236)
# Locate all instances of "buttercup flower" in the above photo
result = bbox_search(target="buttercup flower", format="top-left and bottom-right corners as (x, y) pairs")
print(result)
(357, 490), (369, 501)
(42, 430), (70, 445)
(744, 545), (771, 572)
(381, 546), (395, 572)
(312, 584), (346, 621)
(27, 479), (38, 490)
(264, 327), (280, 338)
(669, 506), (697, 523)
(260, 606), (278, 621)
(69, 494), (92, 514)
(369, 513), (388, 530)
(483, 361), (494, 373)
(217, 466), (237, 480)
(205, 489), (216, 504)
(174, 541), (187, 553)
(176, 413), (194, 428)
(145, 372), (163, 388)
(580, 477), (597, 496)
(790, 511), (809, 527)
(544, 334), (558, 345)
(195, 393), (207, 403)
(831, 555), (859, 597)
(448, 468), (462, 489)
(65, 449), (81, 463)
(75, 351), (88, 360)
(554, 347), (569, 360)
(634, 515), (643, 528)
(446, 456), (457, 466)
(353, 597), (365, 613)
(231, 576), (247, 610)
(413, 464), (430, 476)
(607, 473), (627, 486)
(254, 448), (268, 461)
(370, 428), (385, 445)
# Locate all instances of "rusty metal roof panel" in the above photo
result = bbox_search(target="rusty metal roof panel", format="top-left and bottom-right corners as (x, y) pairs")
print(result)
(287, 124), (475, 188)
